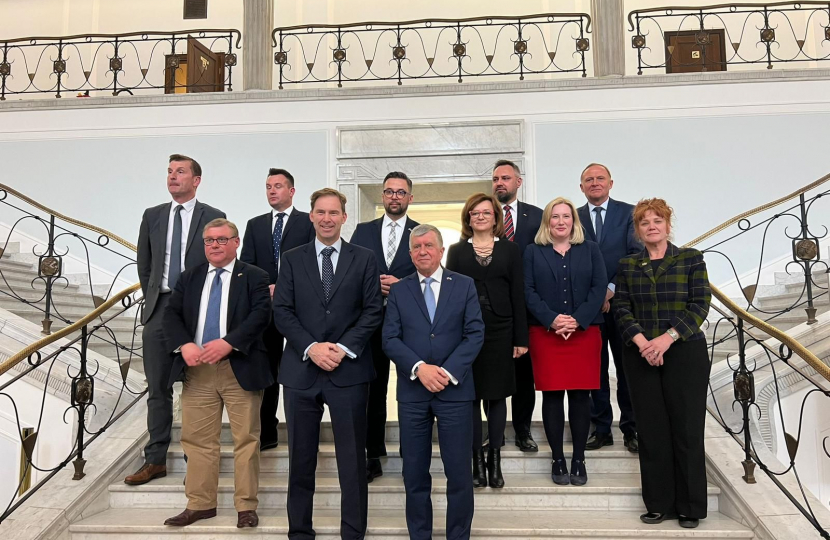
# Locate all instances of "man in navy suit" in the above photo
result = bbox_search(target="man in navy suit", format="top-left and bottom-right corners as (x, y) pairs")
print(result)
(577, 163), (641, 453)
(240, 168), (315, 450)
(383, 224), (484, 540)
(492, 159), (543, 452)
(273, 188), (383, 540)
(349, 171), (420, 482)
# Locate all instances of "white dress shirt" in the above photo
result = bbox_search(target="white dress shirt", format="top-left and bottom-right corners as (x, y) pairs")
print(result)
(194, 259), (235, 347)
(271, 205), (294, 236)
(410, 266), (458, 385)
(381, 213), (408, 262)
(502, 200), (518, 237)
(162, 197), (197, 292)
(589, 198), (614, 293)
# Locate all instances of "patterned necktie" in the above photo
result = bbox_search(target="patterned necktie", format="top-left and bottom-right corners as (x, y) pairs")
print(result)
(593, 207), (604, 243)
(202, 268), (224, 344)
(386, 222), (397, 269)
(321, 246), (335, 302)
(273, 212), (286, 268)
(422, 277), (436, 323)
(504, 205), (515, 242)
(168, 204), (184, 289)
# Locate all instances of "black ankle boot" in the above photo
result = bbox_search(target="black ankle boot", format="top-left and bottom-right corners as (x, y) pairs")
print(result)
(472, 448), (487, 488)
(487, 447), (504, 488)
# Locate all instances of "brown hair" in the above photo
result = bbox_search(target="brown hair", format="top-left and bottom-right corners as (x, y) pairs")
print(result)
(169, 154), (201, 177)
(580, 162), (611, 180)
(632, 198), (673, 242)
(203, 218), (239, 238)
(310, 187), (347, 212)
(493, 159), (521, 176)
(535, 197), (585, 246)
(460, 193), (504, 240)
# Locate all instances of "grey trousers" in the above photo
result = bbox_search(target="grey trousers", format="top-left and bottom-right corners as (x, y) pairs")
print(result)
(142, 293), (174, 465)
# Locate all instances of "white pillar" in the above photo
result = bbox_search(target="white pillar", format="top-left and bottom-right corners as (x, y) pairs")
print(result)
(243, 0), (274, 90)
(590, 0), (626, 77)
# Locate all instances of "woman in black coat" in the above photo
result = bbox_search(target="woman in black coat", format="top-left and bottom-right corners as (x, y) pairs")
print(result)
(446, 192), (528, 489)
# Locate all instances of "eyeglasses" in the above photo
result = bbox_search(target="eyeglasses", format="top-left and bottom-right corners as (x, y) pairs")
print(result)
(203, 236), (238, 246)
(469, 211), (494, 219)
(383, 189), (409, 199)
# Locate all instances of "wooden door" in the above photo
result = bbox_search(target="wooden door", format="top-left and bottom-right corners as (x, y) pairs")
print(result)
(664, 29), (727, 73)
(186, 36), (221, 92)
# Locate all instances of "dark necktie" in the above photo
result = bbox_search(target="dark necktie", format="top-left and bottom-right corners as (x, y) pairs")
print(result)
(273, 212), (286, 268)
(169, 204), (184, 289)
(202, 268), (224, 344)
(322, 246), (335, 302)
(593, 207), (604, 243)
(504, 205), (515, 242)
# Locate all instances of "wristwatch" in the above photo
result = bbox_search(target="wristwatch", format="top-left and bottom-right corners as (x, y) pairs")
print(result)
(666, 328), (680, 342)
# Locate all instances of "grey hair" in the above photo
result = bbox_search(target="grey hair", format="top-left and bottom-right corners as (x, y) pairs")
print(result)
(409, 223), (443, 249)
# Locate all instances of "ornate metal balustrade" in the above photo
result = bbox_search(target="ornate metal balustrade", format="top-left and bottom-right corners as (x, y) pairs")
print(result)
(628, 2), (830, 74)
(688, 173), (830, 538)
(271, 13), (592, 88)
(0, 29), (241, 100)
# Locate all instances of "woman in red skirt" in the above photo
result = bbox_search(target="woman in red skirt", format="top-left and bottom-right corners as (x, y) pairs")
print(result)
(523, 197), (607, 486)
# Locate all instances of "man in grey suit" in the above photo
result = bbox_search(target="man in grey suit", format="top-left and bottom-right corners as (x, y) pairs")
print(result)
(125, 154), (226, 485)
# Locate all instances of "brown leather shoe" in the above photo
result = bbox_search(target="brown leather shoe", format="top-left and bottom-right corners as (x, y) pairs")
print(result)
(124, 463), (166, 485)
(237, 510), (259, 528)
(164, 508), (217, 527)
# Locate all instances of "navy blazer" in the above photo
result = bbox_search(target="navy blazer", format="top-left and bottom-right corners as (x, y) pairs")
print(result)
(349, 216), (420, 279)
(273, 240), (383, 389)
(240, 208), (316, 284)
(382, 270), (485, 402)
(523, 241), (608, 330)
(163, 260), (274, 391)
(512, 200), (544, 253)
(578, 198), (641, 288)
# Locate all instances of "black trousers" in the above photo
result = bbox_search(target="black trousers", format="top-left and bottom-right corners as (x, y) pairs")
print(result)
(366, 328), (390, 459)
(590, 312), (636, 436)
(510, 350), (535, 435)
(141, 292), (173, 466)
(284, 374), (369, 540)
(259, 321), (284, 443)
(624, 339), (710, 519)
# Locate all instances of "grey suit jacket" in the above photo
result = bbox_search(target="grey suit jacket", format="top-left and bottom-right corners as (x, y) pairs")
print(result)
(137, 200), (225, 323)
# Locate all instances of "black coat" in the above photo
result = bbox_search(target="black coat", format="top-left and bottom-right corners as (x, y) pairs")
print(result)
(240, 208), (316, 284)
(349, 216), (420, 279)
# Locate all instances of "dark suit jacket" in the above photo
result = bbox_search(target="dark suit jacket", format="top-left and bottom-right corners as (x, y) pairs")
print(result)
(382, 270), (485, 402)
(445, 239), (528, 346)
(240, 208), (316, 284)
(163, 260), (274, 391)
(578, 198), (641, 288)
(273, 240), (383, 389)
(349, 216), (420, 279)
(512, 201), (544, 253)
(523, 241), (608, 330)
(137, 200), (225, 323)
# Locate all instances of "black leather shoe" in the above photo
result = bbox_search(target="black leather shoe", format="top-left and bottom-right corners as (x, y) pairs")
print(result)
(551, 458), (569, 485)
(472, 448), (487, 488)
(569, 459), (587, 486)
(366, 458), (383, 483)
(640, 512), (677, 524)
(515, 432), (539, 453)
(585, 432), (613, 450)
(260, 439), (279, 451)
(679, 515), (699, 528)
(623, 433), (639, 454)
(487, 447), (505, 488)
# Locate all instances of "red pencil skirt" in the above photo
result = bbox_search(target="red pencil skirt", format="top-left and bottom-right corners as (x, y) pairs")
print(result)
(528, 325), (601, 391)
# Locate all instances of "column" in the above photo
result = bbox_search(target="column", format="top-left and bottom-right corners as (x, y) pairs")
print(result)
(590, 0), (626, 77)
(243, 0), (274, 90)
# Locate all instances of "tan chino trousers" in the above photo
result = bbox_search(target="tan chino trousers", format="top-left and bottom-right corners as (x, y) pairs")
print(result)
(180, 360), (263, 511)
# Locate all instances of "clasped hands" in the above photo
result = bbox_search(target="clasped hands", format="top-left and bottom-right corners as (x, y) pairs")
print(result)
(308, 342), (347, 371)
(551, 314), (578, 340)
(181, 339), (233, 366)
(634, 333), (675, 366)
(417, 363), (449, 393)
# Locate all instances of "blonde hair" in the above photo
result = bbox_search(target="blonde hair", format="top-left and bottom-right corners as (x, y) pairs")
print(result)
(534, 197), (585, 246)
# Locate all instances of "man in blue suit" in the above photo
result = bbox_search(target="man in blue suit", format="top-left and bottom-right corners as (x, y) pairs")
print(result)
(349, 171), (420, 482)
(383, 224), (485, 540)
(273, 188), (383, 540)
(577, 163), (642, 453)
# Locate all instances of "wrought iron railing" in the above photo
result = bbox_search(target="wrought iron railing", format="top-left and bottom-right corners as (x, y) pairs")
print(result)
(0, 29), (241, 100)
(271, 13), (592, 88)
(628, 2), (830, 74)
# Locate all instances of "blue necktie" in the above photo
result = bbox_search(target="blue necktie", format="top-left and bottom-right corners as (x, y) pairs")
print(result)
(423, 277), (436, 323)
(202, 268), (224, 344)
(322, 246), (335, 302)
(273, 212), (286, 268)
(593, 207), (604, 243)
(168, 204), (184, 289)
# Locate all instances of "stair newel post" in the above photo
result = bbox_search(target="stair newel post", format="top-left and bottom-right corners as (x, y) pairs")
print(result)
(734, 317), (756, 483)
(797, 193), (818, 324)
(71, 324), (92, 480)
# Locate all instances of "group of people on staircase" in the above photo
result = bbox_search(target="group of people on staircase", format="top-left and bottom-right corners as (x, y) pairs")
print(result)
(124, 154), (713, 539)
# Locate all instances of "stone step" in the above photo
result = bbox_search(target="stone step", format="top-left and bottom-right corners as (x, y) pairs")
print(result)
(0, 263), (55, 281)
(107, 473), (721, 512)
(0, 293), (97, 310)
(8, 309), (139, 330)
(166, 442), (640, 475)
(70, 508), (754, 539)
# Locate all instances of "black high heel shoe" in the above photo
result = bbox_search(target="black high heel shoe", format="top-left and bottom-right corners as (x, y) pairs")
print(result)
(487, 447), (504, 488)
(472, 448), (487, 488)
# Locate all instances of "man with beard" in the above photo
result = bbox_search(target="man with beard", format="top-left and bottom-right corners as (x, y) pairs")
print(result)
(491, 159), (543, 452)
(350, 171), (420, 482)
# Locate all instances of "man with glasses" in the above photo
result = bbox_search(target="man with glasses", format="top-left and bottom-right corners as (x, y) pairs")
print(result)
(350, 171), (420, 482)
(126, 154), (225, 486)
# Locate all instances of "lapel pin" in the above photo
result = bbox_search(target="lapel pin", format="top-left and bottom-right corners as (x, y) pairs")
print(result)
(640, 261), (648, 267)
(447, 276), (452, 281)
(238, 273), (243, 276)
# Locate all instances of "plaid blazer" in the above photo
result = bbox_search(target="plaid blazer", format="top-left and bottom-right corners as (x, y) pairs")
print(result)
(612, 242), (711, 344)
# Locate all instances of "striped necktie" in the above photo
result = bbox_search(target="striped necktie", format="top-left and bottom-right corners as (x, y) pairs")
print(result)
(504, 205), (515, 242)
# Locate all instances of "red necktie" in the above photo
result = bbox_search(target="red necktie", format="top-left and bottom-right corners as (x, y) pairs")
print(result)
(504, 205), (515, 241)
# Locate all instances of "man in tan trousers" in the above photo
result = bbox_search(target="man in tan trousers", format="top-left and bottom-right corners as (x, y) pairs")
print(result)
(162, 218), (273, 528)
